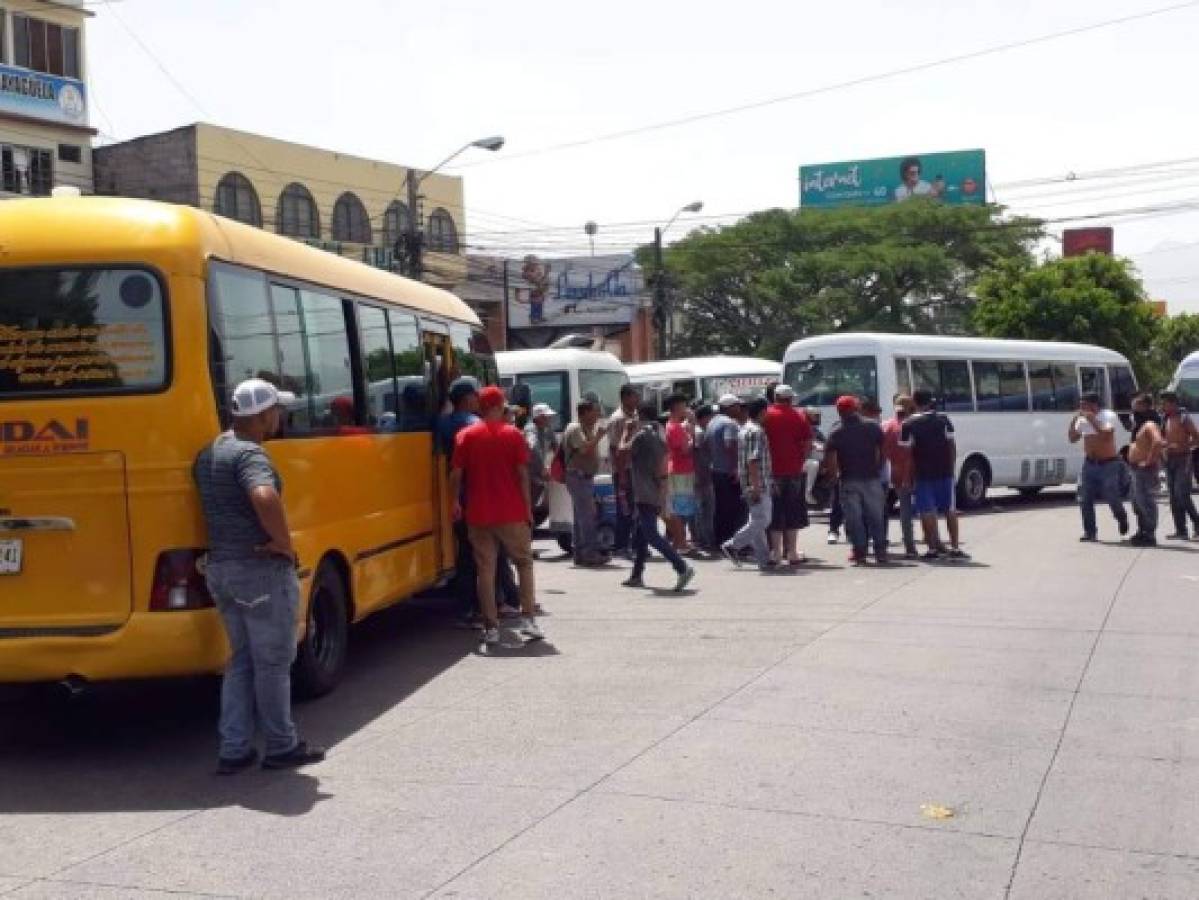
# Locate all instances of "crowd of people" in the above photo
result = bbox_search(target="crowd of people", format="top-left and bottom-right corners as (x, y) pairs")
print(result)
(534, 381), (973, 586)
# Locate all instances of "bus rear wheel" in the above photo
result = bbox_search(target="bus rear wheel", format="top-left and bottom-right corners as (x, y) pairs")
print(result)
(294, 563), (349, 699)
(956, 458), (990, 510)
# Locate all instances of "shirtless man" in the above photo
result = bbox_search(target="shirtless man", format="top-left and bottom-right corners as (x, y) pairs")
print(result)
(1127, 393), (1166, 547)
(1067, 391), (1130, 542)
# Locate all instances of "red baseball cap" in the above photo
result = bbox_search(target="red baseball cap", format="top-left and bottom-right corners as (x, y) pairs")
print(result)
(835, 395), (860, 414)
(478, 385), (506, 412)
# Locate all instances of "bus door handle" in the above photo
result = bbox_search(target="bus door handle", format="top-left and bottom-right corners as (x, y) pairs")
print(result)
(0, 517), (77, 533)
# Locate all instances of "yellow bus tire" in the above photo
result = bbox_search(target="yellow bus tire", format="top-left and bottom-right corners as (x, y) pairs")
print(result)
(294, 564), (350, 700)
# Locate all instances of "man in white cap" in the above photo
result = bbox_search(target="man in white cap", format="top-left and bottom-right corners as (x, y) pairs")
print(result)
(193, 378), (325, 775)
(707, 394), (746, 546)
(523, 402), (558, 513)
(762, 383), (813, 565)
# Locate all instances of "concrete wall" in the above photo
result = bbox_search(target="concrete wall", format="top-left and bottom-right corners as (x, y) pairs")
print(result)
(92, 126), (196, 204)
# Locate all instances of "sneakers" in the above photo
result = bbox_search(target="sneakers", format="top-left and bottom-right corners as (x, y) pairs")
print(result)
(904, 548), (920, 560)
(1166, 532), (1188, 541)
(1079, 534), (1098, 543)
(922, 548), (945, 560)
(262, 741), (325, 771)
(215, 748), (259, 776)
(674, 566), (696, 592)
(481, 626), (501, 646)
(946, 548), (971, 560)
(498, 604), (521, 619)
(1128, 533), (1157, 547)
(721, 543), (742, 567)
(519, 618), (544, 641)
(874, 552), (891, 565)
(621, 575), (645, 588)
(827, 531), (839, 545)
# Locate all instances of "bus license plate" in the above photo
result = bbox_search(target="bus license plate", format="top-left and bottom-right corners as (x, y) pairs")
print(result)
(0, 540), (22, 574)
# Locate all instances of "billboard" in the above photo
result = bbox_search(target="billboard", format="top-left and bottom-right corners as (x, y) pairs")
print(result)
(1062, 227), (1114, 257)
(0, 64), (88, 127)
(800, 149), (986, 209)
(507, 254), (643, 329)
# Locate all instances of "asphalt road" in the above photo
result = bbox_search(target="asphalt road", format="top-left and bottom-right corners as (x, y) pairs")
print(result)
(2, 489), (1198, 899)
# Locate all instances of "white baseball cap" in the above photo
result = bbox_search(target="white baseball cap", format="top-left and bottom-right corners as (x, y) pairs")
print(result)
(774, 384), (796, 400)
(718, 393), (742, 408)
(231, 378), (296, 417)
(531, 402), (557, 418)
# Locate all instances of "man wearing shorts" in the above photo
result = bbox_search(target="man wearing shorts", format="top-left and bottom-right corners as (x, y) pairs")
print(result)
(762, 384), (812, 565)
(664, 393), (697, 552)
(901, 389), (968, 560)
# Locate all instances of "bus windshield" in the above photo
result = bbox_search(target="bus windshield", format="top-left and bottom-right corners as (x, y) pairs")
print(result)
(784, 356), (877, 406)
(0, 267), (168, 397)
(579, 369), (627, 416)
(701, 373), (776, 401)
(1175, 376), (1199, 411)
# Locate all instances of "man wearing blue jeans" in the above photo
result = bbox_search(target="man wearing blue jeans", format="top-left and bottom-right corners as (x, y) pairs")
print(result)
(1068, 391), (1130, 542)
(620, 402), (696, 592)
(194, 378), (325, 774)
(723, 397), (775, 570)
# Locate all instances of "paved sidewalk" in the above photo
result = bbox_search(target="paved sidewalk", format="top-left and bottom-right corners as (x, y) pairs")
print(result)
(2, 492), (1198, 898)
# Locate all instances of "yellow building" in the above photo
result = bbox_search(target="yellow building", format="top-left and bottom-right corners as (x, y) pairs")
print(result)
(93, 123), (467, 288)
(0, 0), (94, 198)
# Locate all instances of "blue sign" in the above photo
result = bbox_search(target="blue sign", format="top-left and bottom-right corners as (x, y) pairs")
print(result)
(0, 64), (88, 127)
(800, 149), (986, 209)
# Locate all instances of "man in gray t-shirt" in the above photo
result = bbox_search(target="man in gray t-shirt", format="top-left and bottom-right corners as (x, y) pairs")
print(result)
(193, 378), (324, 775)
(620, 403), (694, 592)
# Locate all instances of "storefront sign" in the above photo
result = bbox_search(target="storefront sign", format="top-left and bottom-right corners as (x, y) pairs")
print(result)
(0, 64), (87, 127)
(800, 149), (986, 209)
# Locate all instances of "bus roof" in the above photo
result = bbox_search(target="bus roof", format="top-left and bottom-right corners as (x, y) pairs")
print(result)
(782, 332), (1130, 365)
(496, 348), (626, 375)
(626, 356), (781, 381)
(0, 197), (480, 326)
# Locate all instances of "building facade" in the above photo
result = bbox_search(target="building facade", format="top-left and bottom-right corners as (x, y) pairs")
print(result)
(0, 0), (94, 198)
(93, 123), (467, 288)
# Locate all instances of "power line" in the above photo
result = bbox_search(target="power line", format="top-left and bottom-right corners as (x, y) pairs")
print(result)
(447, 1), (1199, 170)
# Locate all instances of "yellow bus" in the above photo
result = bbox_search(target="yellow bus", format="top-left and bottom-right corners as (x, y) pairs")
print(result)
(0, 197), (495, 695)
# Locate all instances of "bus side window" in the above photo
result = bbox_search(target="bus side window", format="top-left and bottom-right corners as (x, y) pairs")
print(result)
(1053, 363), (1080, 410)
(1109, 364), (1136, 412)
(359, 305), (397, 430)
(389, 312), (429, 432)
(895, 358), (911, 397)
(1079, 365), (1107, 407)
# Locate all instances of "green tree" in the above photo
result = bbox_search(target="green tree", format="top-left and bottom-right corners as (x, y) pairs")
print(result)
(1146, 312), (1199, 389)
(973, 254), (1159, 384)
(647, 201), (1042, 360)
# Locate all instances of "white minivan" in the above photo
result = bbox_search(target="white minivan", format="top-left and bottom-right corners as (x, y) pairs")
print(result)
(782, 332), (1138, 508)
(497, 348), (629, 551)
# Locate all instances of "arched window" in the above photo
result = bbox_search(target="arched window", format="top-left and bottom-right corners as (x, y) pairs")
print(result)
(276, 183), (320, 239)
(382, 201), (411, 249)
(332, 192), (372, 244)
(213, 172), (262, 227)
(427, 208), (458, 254)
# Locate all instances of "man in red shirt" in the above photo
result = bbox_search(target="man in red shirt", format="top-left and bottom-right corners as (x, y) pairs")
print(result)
(664, 393), (698, 553)
(762, 384), (813, 565)
(449, 386), (543, 647)
(882, 393), (919, 559)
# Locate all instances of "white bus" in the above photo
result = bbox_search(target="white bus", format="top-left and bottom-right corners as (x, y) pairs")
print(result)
(496, 348), (629, 550)
(626, 356), (781, 413)
(782, 333), (1138, 508)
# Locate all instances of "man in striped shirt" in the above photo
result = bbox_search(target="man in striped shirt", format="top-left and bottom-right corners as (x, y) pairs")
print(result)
(722, 397), (775, 571)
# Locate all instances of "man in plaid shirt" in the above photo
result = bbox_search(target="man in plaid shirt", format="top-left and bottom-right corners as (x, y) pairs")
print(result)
(722, 397), (775, 571)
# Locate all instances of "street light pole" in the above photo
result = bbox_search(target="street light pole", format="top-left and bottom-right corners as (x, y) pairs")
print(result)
(652, 201), (703, 360)
(397, 135), (504, 281)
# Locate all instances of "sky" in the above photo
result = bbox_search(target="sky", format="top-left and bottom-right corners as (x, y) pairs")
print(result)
(85, 0), (1199, 310)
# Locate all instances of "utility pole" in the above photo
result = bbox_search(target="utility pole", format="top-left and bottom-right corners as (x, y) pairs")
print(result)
(653, 226), (667, 360)
(402, 169), (423, 281)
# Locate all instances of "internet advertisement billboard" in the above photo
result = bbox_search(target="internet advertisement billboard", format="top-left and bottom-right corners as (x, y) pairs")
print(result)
(800, 149), (986, 209)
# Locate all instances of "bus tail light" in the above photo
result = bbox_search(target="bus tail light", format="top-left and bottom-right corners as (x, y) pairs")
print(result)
(150, 551), (214, 611)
